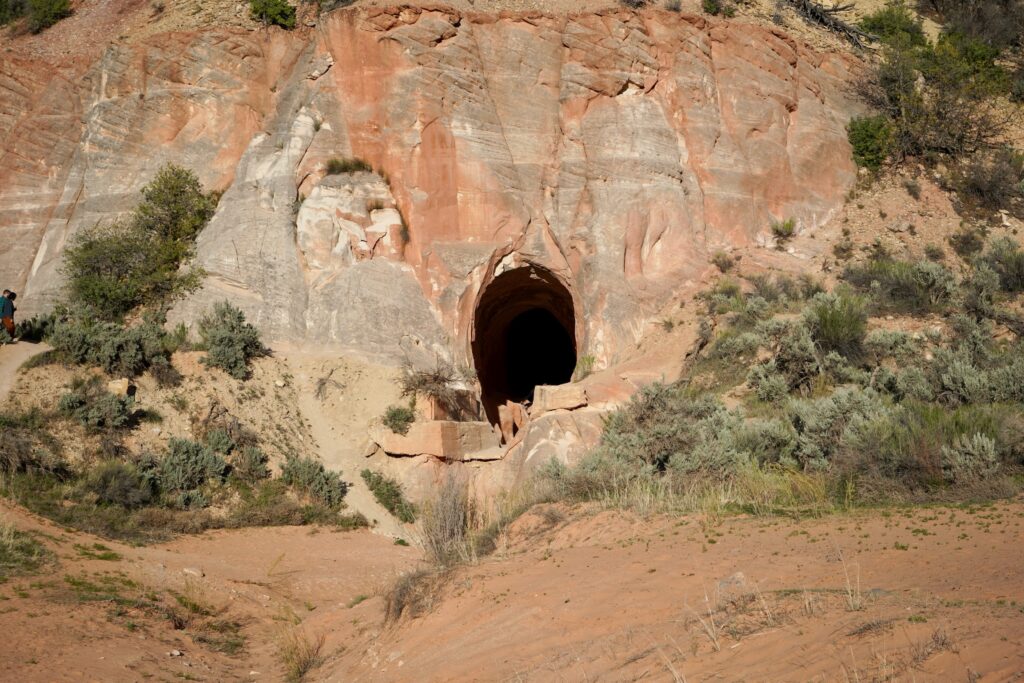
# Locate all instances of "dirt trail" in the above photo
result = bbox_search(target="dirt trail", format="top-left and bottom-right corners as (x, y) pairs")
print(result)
(0, 342), (50, 404)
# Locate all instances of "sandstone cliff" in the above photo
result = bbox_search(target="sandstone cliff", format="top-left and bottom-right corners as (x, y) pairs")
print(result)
(1, 7), (857, 373)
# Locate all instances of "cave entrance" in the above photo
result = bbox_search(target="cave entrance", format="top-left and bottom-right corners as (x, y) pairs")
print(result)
(472, 266), (577, 424)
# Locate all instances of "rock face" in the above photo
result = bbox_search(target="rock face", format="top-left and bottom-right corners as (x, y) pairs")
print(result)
(1, 7), (857, 372)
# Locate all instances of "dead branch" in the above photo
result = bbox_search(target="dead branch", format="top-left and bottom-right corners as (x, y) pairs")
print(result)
(786, 0), (876, 48)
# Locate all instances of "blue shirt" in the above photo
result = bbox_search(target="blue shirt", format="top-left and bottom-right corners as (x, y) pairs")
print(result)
(0, 296), (13, 319)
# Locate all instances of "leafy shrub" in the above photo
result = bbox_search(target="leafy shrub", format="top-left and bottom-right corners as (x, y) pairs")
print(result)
(771, 218), (796, 241)
(843, 258), (956, 312)
(860, 2), (927, 46)
(803, 291), (867, 359)
(711, 251), (735, 273)
(197, 302), (265, 380)
(963, 262), (1000, 317)
(948, 224), (987, 259)
(748, 362), (789, 402)
(280, 456), (347, 508)
(361, 469), (416, 523)
(230, 447), (270, 484)
(205, 428), (235, 455)
(977, 237), (1024, 293)
(383, 404), (415, 435)
(27, 0), (69, 32)
(847, 115), (892, 171)
(701, 0), (733, 15)
(249, 0), (294, 28)
(58, 378), (134, 431)
(924, 243), (945, 261)
(0, 408), (64, 475)
(83, 461), (155, 509)
(62, 164), (214, 321)
(941, 433), (1000, 482)
(324, 157), (372, 175)
(15, 314), (56, 343)
(49, 314), (172, 378)
(160, 438), (227, 495)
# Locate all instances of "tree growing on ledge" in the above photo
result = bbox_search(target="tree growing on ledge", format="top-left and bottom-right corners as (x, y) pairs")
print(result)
(250, 0), (295, 29)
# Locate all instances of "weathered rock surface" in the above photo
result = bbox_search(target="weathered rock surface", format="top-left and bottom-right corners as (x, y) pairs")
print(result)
(1, 7), (857, 373)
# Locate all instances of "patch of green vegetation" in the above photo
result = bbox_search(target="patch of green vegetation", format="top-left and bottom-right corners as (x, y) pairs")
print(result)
(0, 522), (52, 583)
(361, 469), (416, 523)
(197, 302), (266, 380)
(382, 404), (415, 435)
(73, 543), (121, 561)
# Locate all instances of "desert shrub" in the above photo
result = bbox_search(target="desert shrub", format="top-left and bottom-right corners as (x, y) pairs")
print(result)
(204, 428), (235, 455)
(711, 330), (762, 358)
(862, 30), (1011, 163)
(48, 314), (172, 378)
(768, 322), (822, 391)
(924, 243), (945, 261)
(864, 329), (918, 363)
(83, 461), (155, 509)
(748, 362), (789, 402)
(847, 116), (892, 171)
(920, 0), (1024, 51)
(62, 164), (214, 321)
(977, 237), (1024, 293)
(803, 291), (867, 359)
(197, 302), (265, 379)
(963, 262), (1000, 317)
(788, 387), (893, 469)
(14, 313), (56, 343)
(843, 258), (956, 312)
(229, 446), (270, 484)
(949, 224), (987, 259)
(399, 360), (470, 419)
(711, 251), (735, 273)
(700, 0), (734, 15)
(941, 432), (1000, 482)
(383, 404), (415, 435)
(58, 377), (134, 431)
(249, 0), (295, 28)
(361, 469), (416, 523)
(860, 1), (927, 46)
(160, 438), (227, 495)
(324, 157), (372, 175)
(27, 0), (69, 32)
(280, 455), (347, 508)
(0, 408), (64, 475)
(771, 218), (796, 241)
(953, 148), (1024, 213)
(0, 0), (27, 24)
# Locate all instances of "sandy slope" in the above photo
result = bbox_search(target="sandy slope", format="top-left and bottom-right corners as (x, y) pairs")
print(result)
(0, 342), (50, 404)
(2, 494), (1021, 681)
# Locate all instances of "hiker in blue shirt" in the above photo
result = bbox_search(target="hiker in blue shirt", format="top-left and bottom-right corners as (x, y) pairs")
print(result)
(1, 290), (16, 340)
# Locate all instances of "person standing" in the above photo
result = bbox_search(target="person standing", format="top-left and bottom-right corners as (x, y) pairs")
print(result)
(1, 290), (16, 340)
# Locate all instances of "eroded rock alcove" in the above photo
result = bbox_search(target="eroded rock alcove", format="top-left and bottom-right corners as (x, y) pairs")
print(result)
(472, 266), (577, 423)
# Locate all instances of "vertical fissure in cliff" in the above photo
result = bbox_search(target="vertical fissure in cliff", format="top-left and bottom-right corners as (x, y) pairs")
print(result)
(472, 266), (576, 424)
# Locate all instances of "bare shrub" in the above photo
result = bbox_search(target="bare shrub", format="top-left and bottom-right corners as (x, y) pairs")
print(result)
(277, 628), (325, 682)
(419, 474), (474, 566)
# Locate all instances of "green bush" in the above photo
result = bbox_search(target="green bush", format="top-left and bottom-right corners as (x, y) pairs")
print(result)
(197, 302), (265, 379)
(27, 0), (69, 32)
(58, 378), (134, 431)
(361, 469), (416, 523)
(860, 2), (926, 45)
(62, 165), (214, 321)
(771, 218), (796, 241)
(748, 362), (789, 402)
(160, 438), (227, 495)
(977, 237), (1024, 293)
(83, 461), (155, 509)
(324, 157), (372, 175)
(249, 0), (295, 28)
(843, 258), (957, 312)
(847, 115), (892, 171)
(48, 314), (172, 378)
(281, 456), (347, 508)
(383, 404), (415, 435)
(803, 292), (867, 359)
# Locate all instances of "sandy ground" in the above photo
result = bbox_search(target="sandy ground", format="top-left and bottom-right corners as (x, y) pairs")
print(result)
(1, 494), (1022, 681)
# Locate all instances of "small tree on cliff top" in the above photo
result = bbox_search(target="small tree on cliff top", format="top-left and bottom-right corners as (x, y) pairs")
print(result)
(250, 0), (295, 29)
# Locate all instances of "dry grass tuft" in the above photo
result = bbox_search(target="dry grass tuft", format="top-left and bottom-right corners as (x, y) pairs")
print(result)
(278, 628), (326, 682)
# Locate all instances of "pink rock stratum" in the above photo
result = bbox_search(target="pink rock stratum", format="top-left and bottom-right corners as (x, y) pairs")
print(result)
(0, 7), (857, 371)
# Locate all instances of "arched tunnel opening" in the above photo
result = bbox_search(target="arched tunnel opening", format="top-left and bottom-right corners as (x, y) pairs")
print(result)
(472, 266), (577, 425)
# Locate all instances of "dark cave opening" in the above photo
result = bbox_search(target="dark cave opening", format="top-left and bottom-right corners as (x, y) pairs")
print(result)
(472, 266), (577, 424)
